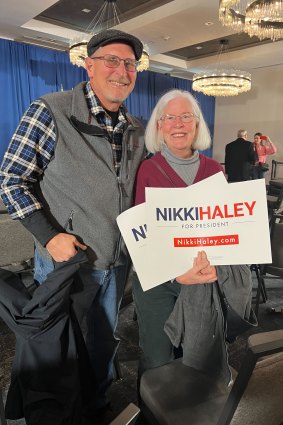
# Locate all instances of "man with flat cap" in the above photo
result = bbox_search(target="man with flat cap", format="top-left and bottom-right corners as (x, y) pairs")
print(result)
(0, 29), (145, 420)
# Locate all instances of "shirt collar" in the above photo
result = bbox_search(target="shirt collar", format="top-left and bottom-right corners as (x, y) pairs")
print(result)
(84, 81), (128, 123)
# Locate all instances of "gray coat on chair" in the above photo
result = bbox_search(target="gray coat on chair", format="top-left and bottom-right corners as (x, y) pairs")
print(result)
(164, 265), (257, 385)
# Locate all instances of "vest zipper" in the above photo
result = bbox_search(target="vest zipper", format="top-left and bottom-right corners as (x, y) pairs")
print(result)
(64, 210), (75, 231)
(111, 128), (131, 266)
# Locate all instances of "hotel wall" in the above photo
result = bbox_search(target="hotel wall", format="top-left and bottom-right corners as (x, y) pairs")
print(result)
(213, 64), (283, 176)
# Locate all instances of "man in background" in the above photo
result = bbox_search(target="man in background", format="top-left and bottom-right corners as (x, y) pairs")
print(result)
(225, 129), (258, 182)
(0, 29), (145, 422)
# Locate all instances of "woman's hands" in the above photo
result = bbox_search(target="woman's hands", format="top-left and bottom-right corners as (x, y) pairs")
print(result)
(176, 250), (217, 285)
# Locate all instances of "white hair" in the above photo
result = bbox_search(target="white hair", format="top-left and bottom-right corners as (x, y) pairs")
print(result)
(237, 129), (247, 138)
(145, 89), (211, 153)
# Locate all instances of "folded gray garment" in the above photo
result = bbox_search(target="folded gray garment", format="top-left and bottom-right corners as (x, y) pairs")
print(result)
(164, 264), (254, 385)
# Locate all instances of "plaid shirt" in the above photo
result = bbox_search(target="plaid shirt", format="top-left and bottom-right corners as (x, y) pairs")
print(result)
(0, 82), (128, 219)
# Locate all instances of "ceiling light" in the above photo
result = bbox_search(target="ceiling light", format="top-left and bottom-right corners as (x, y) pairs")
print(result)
(69, 0), (149, 71)
(195, 46), (203, 49)
(205, 21), (214, 25)
(137, 44), (150, 72)
(192, 39), (251, 97)
(69, 37), (90, 67)
(69, 0), (122, 67)
(219, 0), (283, 41)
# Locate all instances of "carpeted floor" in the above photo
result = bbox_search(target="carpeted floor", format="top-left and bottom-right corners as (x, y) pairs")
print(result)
(1, 272), (283, 425)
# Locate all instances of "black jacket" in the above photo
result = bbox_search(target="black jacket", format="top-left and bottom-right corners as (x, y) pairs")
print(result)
(0, 251), (96, 425)
(225, 138), (257, 182)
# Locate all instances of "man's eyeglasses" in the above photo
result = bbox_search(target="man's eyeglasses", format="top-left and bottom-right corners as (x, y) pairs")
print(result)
(159, 113), (199, 124)
(91, 54), (139, 72)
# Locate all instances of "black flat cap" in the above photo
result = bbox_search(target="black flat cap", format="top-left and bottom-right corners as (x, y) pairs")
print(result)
(87, 29), (143, 60)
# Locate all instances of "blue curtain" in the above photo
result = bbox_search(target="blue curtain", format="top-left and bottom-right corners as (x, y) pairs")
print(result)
(0, 38), (214, 162)
(0, 39), (87, 162)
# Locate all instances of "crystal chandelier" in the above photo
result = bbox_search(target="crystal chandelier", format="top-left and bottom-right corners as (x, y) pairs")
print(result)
(69, 0), (149, 71)
(69, 0), (121, 68)
(137, 44), (149, 72)
(69, 37), (89, 67)
(219, 0), (283, 41)
(192, 39), (251, 97)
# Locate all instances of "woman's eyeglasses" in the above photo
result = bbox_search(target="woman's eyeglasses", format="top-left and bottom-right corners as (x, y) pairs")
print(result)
(159, 113), (199, 124)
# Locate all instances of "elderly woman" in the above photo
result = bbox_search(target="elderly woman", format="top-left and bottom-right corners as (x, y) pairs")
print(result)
(253, 132), (277, 179)
(132, 89), (255, 385)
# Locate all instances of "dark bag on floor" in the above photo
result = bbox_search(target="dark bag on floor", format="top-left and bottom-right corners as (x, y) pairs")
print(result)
(216, 282), (257, 343)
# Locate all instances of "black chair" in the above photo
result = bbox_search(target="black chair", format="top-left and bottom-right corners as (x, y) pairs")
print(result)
(251, 209), (283, 316)
(268, 160), (283, 207)
(139, 330), (283, 425)
(270, 159), (283, 180)
(250, 264), (267, 318)
(253, 212), (283, 316)
(267, 185), (283, 217)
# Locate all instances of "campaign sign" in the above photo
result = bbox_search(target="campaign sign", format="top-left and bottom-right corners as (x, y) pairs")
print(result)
(117, 173), (271, 291)
(117, 202), (148, 282)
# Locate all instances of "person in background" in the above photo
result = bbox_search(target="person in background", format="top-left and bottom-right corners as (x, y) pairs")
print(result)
(225, 129), (258, 182)
(0, 29), (145, 422)
(253, 132), (277, 179)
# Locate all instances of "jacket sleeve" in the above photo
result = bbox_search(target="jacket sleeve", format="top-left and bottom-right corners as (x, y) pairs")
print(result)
(248, 142), (258, 164)
(0, 101), (60, 245)
(0, 101), (56, 219)
(264, 141), (277, 155)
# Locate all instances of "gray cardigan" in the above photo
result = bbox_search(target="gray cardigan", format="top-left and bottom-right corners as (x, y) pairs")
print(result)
(164, 265), (257, 385)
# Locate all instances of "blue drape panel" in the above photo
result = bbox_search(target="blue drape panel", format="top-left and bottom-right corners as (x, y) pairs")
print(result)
(0, 39), (87, 162)
(1, 40), (32, 159)
(0, 38), (214, 162)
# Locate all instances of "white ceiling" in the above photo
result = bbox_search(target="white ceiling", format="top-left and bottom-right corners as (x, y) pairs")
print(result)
(1, 0), (283, 79)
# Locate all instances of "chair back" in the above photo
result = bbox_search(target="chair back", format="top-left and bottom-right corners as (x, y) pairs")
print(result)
(226, 330), (283, 425)
(140, 330), (283, 425)
(263, 216), (283, 277)
(270, 160), (283, 179)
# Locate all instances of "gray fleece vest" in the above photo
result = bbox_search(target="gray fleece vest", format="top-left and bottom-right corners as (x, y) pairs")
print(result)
(37, 82), (145, 269)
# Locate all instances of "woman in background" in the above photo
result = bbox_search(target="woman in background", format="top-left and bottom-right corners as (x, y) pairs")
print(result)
(253, 132), (277, 179)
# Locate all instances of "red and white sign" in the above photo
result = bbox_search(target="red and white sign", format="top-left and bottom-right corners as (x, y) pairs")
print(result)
(117, 173), (271, 291)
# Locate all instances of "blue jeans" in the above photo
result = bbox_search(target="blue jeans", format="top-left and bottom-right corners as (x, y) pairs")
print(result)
(34, 249), (129, 408)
